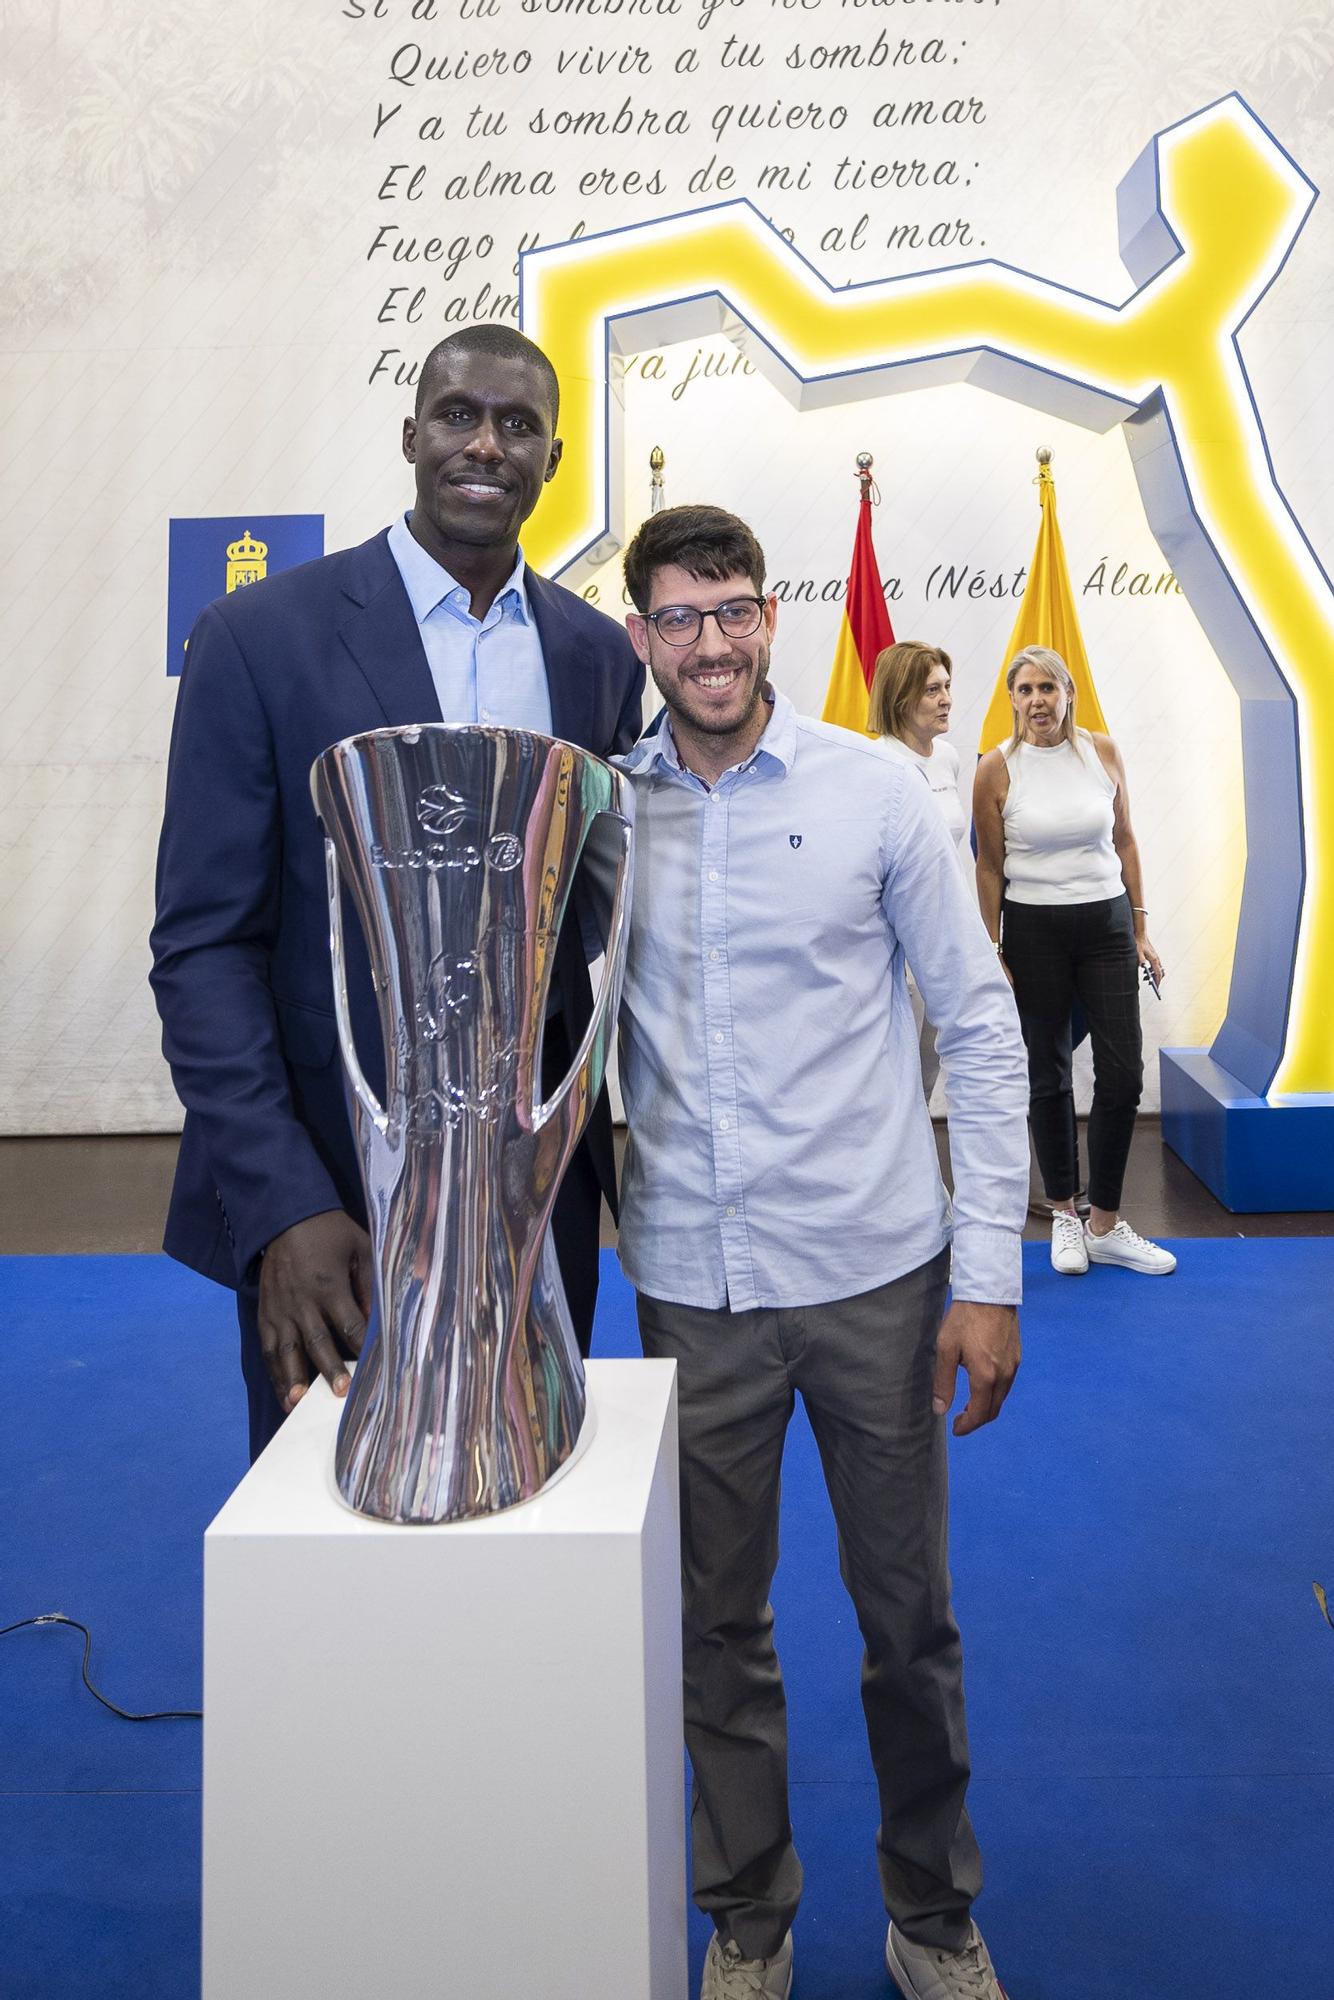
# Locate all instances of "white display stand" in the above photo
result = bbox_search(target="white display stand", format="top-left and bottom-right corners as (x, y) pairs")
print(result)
(202, 1360), (685, 2000)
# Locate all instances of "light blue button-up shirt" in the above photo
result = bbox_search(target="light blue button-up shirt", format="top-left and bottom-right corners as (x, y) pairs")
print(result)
(613, 688), (1030, 1310)
(387, 512), (551, 732)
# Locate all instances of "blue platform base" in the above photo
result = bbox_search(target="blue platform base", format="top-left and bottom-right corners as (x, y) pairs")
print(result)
(1160, 1047), (1334, 1211)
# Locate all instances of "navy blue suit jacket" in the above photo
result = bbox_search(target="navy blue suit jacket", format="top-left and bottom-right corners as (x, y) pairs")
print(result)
(150, 528), (644, 1287)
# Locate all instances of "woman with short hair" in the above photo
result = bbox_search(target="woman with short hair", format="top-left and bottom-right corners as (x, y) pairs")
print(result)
(972, 645), (1175, 1276)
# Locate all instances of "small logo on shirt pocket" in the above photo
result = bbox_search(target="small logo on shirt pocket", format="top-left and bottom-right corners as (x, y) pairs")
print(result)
(789, 834), (802, 849)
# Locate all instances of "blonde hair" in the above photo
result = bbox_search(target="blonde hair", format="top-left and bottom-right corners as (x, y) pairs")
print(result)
(867, 640), (952, 740)
(1005, 645), (1078, 749)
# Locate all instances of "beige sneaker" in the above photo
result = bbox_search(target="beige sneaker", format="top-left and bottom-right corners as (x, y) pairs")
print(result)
(887, 1921), (1007, 1998)
(700, 1928), (793, 1999)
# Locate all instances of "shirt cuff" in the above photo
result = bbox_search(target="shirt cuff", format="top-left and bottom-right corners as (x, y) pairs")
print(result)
(949, 1221), (1023, 1306)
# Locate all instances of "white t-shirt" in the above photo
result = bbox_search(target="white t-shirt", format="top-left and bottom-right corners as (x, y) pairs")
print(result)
(879, 736), (967, 856)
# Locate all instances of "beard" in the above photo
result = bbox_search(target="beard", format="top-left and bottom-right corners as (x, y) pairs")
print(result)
(652, 641), (771, 738)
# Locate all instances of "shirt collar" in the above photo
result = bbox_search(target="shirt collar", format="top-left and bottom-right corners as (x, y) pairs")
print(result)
(620, 686), (797, 781)
(387, 511), (529, 626)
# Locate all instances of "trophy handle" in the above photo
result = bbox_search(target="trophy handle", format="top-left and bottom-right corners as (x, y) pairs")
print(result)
(532, 810), (633, 1140)
(324, 838), (389, 1133)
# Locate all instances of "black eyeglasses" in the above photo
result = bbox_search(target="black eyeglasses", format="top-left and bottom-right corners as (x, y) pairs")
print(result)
(644, 597), (766, 647)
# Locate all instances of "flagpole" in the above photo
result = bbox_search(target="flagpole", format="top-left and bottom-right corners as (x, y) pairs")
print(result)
(819, 449), (895, 731)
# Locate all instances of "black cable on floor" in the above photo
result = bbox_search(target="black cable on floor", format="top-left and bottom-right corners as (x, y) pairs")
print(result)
(0, 1614), (202, 1721)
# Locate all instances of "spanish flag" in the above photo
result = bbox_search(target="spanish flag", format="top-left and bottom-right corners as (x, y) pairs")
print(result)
(820, 465), (894, 735)
(977, 451), (1107, 753)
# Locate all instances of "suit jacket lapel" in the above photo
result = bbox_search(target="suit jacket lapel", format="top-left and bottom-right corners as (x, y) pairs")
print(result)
(528, 570), (593, 750)
(336, 530), (443, 728)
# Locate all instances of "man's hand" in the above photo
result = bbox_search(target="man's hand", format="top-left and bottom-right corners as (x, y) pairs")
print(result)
(257, 1210), (372, 1415)
(932, 1300), (1020, 1436)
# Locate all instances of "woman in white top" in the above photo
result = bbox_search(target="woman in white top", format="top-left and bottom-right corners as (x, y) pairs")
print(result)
(868, 640), (967, 1099)
(973, 645), (1176, 1276)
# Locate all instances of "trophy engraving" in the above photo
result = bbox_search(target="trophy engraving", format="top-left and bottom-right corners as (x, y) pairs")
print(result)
(416, 783), (467, 837)
(310, 725), (634, 1524)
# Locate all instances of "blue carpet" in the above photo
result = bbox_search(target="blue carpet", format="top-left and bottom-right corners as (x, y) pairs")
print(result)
(2, 1244), (1333, 1997)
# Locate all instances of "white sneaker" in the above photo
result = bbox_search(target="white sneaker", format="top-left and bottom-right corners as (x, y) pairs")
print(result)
(1050, 1209), (1089, 1275)
(1084, 1218), (1177, 1274)
(886, 1920), (1008, 1999)
(700, 1928), (793, 1999)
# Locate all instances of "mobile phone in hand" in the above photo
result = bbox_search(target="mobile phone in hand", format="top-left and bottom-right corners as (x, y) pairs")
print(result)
(1141, 962), (1161, 999)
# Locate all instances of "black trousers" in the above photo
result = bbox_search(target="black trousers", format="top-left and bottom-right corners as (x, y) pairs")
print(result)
(1001, 893), (1143, 1212)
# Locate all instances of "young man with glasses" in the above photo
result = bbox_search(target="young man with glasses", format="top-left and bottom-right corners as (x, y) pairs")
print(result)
(613, 504), (1029, 2000)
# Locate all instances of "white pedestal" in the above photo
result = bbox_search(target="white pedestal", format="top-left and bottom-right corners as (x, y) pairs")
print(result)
(202, 1360), (685, 2000)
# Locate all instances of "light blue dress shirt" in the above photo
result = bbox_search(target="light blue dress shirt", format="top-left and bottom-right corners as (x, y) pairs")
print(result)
(386, 512), (551, 732)
(613, 689), (1030, 1311)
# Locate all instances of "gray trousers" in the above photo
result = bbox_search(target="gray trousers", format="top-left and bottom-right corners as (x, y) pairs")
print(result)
(637, 1249), (980, 1961)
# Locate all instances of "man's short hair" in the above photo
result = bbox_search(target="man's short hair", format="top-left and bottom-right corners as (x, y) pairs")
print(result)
(622, 504), (767, 612)
(414, 327), (560, 427)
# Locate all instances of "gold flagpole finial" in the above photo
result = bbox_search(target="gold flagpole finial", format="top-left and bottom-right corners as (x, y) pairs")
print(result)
(855, 450), (875, 501)
(649, 445), (666, 514)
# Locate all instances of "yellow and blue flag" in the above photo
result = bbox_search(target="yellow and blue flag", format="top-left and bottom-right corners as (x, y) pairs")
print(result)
(977, 456), (1106, 752)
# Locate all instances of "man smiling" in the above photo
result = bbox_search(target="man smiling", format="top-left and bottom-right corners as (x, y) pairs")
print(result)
(614, 504), (1029, 2000)
(151, 328), (642, 1459)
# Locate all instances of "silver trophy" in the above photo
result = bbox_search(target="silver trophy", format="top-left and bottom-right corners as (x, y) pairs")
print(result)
(310, 725), (634, 1524)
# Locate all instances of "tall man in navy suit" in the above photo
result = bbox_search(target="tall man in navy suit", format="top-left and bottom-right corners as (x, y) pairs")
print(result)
(151, 327), (644, 1460)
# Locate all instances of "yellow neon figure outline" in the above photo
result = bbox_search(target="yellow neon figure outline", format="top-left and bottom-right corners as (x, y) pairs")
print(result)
(520, 97), (1332, 1099)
